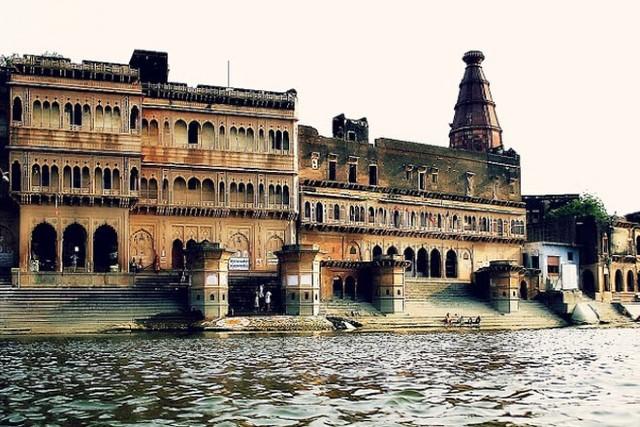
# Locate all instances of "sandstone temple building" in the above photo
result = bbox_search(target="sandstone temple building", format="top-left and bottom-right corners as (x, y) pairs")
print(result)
(0, 49), (533, 317)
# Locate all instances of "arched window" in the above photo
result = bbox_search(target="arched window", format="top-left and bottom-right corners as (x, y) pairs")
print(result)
(72, 166), (81, 189)
(162, 178), (169, 203)
(445, 250), (457, 278)
(41, 165), (50, 187)
(188, 121), (200, 145)
(283, 130), (290, 151)
(315, 202), (323, 223)
(173, 177), (187, 204)
(334, 204), (341, 220)
(368, 207), (375, 223)
(259, 183), (265, 205)
(82, 105), (91, 130)
(393, 210), (401, 228)
(269, 130), (275, 150)
(49, 102), (60, 128)
(283, 185), (290, 206)
(627, 271), (635, 292)
(404, 247), (415, 276)
(218, 181), (225, 204)
(268, 185), (275, 205)
(304, 201), (311, 218)
(174, 120), (187, 144)
(32, 100), (42, 127)
(103, 168), (112, 190)
(95, 105), (104, 129)
(202, 122), (215, 147)
(202, 179), (215, 202)
(81, 167), (90, 189)
(129, 168), (139, 191)
(73, 103), (82, 126)
(246, 183), (254, 205)
(275, 130), (282, 150)
(187, 178), (201, 204)
(112, 169), (121, 191)
(275, 185), (283, 205)
(12, 97), (22, 122)
(130, 106), (139, 130)
(148, 178), (158, 200)
(218, 125), (226, 147)
(31, 164), (41, 187)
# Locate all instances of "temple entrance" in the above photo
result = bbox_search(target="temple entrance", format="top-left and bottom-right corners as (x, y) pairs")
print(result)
(31, 223), (56, 271)
(93, 225), (118, 273)
(62, 223), (87, 271)
(332, 277), (343, 299)
(172, 239), (184, 270)
(520, 281), (528, 300)
(345, 276), (356, 300)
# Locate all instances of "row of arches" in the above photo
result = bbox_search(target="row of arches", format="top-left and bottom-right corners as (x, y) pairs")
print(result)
(30, 222), (118, 272)
(14, 161), (135, 193)
(303, 201), (524, 237)
(141, 118), (291, 152)
(12, 97), (139, 132)
(614, 269), (639, 293)
(372, 246), (458, 278)
(161, 177), (290, 207)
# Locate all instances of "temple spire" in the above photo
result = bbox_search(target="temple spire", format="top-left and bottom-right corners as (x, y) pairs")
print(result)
(449, 50), (503, 152)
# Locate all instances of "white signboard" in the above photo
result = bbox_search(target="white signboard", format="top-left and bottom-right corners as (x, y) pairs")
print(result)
(561, 263), (578, 290)
(229, 257), (249, 271)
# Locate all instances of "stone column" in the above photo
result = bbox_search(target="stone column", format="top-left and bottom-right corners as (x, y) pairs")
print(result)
(372, 255), (406, 314)
(486, 260), (522, 313)
(276, 244), (320, 316)
(189, 241), (234, 320)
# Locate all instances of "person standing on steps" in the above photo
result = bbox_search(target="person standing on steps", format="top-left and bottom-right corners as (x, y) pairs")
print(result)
(265, 290), (272, 313)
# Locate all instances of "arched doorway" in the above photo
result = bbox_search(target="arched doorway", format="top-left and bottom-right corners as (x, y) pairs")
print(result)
(185, 239), (198, 269)
(172, 239), (184, 270)
(520, 281), (528, 300)
(416, 248), (428, 277)
(615, 270), (623, 292)
(332, 277), (343, 299)
(31, 223), (56, 271)
(582, 270), (596, 298)
(445, 250), (457, 278)
(93, 225), (118, 273)
(372, 245), (383, 259)
(345, 276), (356, 300)
(627, 271), (635, 292)
(130, 229), (155, 269)
(387, 246), (398, 256)
(430, 249), (442, 278)
(404, 247), (415, 277)
(62, 223), (87, 271)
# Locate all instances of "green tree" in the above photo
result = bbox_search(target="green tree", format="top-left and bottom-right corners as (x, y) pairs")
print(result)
(547, 193), (609, 224)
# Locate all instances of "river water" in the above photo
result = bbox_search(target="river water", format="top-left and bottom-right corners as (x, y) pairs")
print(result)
(1, 327), (639, 426)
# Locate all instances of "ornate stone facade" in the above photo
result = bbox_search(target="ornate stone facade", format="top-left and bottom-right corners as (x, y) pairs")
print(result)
(0, 49), (527, 310)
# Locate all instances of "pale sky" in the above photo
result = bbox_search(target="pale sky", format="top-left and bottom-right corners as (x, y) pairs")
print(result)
(2, 0), (638, 214)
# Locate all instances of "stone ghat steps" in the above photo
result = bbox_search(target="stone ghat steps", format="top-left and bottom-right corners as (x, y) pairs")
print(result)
(587, 301), (631, 324)
(405, 280), (474, 301)
(0, 287), (189, 333)
(319, 300), (383, 317)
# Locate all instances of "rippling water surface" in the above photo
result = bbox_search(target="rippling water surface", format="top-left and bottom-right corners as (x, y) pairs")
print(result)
(1, 328), (640, 426)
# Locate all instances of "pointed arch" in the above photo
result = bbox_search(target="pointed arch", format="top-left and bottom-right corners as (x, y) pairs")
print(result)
(430, 249), (442, 278)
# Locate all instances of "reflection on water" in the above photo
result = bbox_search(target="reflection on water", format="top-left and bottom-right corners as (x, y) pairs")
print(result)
(1, 328), (639, 426)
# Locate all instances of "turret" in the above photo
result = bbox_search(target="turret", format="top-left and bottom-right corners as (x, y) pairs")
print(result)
(449, 50), (503, 152)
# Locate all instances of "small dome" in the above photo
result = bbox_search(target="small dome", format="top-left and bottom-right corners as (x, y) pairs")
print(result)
(463, 50), (485, 65)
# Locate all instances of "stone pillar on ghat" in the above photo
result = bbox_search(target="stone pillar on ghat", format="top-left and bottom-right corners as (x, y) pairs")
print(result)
(486, 260), (522, 313)
(372, 255), (407, 314)
(189, 241), (234, 320)
(276, 244), (320, 316)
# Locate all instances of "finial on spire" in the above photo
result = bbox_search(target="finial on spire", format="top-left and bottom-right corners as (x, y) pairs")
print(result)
(462, 50), (485, 65)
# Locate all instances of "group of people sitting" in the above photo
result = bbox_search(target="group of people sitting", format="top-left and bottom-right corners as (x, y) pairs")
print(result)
(443, 312), (481, 327)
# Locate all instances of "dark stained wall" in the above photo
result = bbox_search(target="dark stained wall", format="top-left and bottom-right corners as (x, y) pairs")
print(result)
(298, 124), (522, 203)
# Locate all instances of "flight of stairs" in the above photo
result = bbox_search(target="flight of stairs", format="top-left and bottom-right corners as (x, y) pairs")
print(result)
(360, 279), (566, 330)
(586, 300), (633, 325)
(0, 283), (189, 334)
(319, 299), (383, 317)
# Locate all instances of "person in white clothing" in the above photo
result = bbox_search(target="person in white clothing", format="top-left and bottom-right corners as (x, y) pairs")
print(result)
(265, 290), (272, 313)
